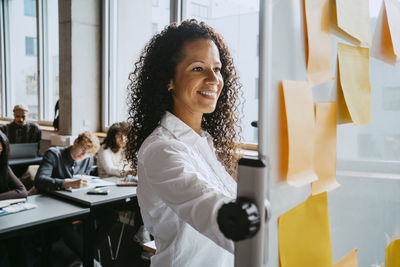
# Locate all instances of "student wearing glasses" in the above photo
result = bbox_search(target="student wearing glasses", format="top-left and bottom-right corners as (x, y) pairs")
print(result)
(34, 131), (98, 191)
(35, 131), (116, 267)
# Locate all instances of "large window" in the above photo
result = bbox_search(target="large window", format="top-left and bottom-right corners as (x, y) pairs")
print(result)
(0, 0), (59, 123)
(104, 0), (259, 144)
(102, 0), (170, 129)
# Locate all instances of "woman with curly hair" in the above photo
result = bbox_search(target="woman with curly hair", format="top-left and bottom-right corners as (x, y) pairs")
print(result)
(127, 19), (242, 267)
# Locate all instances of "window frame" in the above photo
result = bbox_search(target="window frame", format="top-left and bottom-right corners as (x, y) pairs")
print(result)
(0, 0), (58, 126)
(101, 0), (259, 149)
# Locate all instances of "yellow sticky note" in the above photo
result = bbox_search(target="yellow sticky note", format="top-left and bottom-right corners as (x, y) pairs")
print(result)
(386, 239), (400, 267)
(304, 0), (334, 85)
(278, 192), (333, 267)
(312, 103), (340, 195)
(337, 43), (371, 125)
(385, 0), (400, 59)
(336, 0), (371, 45)
(334, 249), (359, 267)
(282, 80), (318, 186)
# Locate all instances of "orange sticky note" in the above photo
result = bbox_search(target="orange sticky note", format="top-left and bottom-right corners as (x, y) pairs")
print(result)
(282, 80), (318, 186)
(304, 0), (334, 85)
(337, 43), (371, 125)
(312, 103), (340, 195)
(278, 192), (333, 267)
(386, 239), (400, 267)
(335, 0), (371, 45)
(371, 0), (398, 65)
(334, 249), (359, 267)
(384, 0), (400, 59)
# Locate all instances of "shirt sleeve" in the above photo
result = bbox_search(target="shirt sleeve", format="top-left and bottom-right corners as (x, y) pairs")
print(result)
(0, 167), (28, 200)
(97, 148), (122, 177)
(140, 140), (235, 253)
(34, 150), (65, 192)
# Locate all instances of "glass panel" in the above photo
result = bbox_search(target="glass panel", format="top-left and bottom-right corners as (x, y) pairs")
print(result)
(24, 0), (36, 17)
(107, 0), (170, 126)
(183, 0), (260, 143)
(41, 0), (59, 121)
(336, 0), (400, 164)
(5, 0), (38, 120)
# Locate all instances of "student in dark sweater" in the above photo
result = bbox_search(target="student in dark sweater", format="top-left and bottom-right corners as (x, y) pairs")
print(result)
(0, 104), (41, 144)
(35, 131), (117, 266)
(0, 104), (42, 178)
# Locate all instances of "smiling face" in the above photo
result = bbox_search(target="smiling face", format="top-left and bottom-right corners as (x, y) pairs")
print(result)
(170, 38), (224, 122)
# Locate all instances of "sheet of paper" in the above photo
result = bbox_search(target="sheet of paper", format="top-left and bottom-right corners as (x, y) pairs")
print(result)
(337, 43), (371, 125)
(386, 239), (400, 267)
(63, 175), (116, 192)
(304, 0), (333, 85)
(278, 192), (333, 267)
(282, 80), (318, 186)
(384, 0), (400, 60)
(335, 0), (371, 45)
(312, 103), (340, 195)
(371, 1), (398, 65)
(334, 249), (358, 267)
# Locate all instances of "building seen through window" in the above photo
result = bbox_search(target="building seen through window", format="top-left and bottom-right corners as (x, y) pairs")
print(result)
(0, 0), (59, 122)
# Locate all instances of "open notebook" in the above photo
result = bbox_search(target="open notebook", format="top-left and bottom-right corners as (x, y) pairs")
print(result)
(0, 198), (36, 216)
(63, 175), (116, 192)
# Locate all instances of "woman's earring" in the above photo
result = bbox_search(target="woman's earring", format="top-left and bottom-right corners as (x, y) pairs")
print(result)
(168, 87), (173, 92)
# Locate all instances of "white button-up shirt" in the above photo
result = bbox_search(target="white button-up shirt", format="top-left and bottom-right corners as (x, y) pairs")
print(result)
(137, 111), (236, 267)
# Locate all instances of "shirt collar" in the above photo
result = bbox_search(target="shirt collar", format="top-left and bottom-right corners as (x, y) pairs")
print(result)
(160, 111), (211, 144)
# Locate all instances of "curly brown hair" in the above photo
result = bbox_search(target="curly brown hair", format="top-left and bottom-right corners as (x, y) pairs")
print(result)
(126, 19), (242, 177)
(101, 122), (130, 153)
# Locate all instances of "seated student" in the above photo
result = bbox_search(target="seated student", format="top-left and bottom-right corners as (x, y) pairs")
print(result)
(0, 104), (41, 144)
(97, 122), (133, 178)
(35, 131), (116, 267)
(0, 131), (28, 200)
(0, 104), (42, 178)
(0, 131), (30, 267)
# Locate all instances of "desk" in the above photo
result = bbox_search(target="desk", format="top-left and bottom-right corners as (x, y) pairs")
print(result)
(0, 194), (89, 237)
(51, 178), (137, 267)
(8, 156), (42, 166)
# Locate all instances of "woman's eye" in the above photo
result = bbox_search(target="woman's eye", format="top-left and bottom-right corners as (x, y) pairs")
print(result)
(214, 67), (221, 73)
(192, 67), (203, 72)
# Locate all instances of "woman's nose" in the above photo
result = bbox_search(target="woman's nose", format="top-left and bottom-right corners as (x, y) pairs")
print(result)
(205, 69), (219, 84)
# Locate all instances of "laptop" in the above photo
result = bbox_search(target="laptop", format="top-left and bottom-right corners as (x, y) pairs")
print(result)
(9, 143), (39, 159)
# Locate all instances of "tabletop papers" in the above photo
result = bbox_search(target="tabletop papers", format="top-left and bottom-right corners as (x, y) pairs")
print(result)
(304, 0), (333, 85)
(278, 192), (333, 267)
(312, 103), (340, 195)
(337, 43), (371, 125)
(281, 80), (317, 187)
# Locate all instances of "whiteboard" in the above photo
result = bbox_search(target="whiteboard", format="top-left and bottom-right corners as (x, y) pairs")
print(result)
(246, 0), (400, 266)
